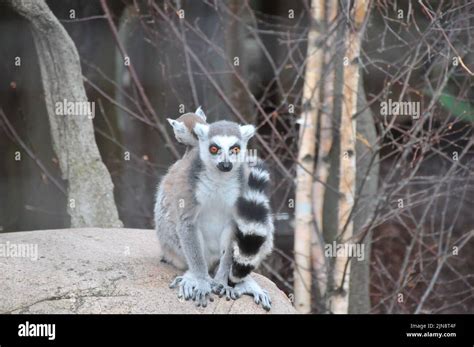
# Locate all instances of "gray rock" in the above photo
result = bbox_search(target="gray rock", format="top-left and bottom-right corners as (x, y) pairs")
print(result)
(0, 228), (295, 314)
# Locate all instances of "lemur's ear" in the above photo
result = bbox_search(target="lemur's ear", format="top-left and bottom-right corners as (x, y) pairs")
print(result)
(240, 124), (255, 141)
(195, 106), (206, 121)
(194, 123), (209, 140)
(167, 118), (186, 133)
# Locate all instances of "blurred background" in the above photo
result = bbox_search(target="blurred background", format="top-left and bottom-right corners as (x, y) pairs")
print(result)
(0, 0), (473, 314)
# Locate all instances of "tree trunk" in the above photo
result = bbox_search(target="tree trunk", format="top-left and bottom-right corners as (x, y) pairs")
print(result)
(312, 0), (338, 308)
(293, 0), (325, 313)
(348, 80), (379, 313)
(324, 0), (369, 314)
(7, 0), (122, 228)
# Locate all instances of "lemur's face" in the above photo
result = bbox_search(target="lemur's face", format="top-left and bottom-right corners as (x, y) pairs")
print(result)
(194, 121), (255, 173)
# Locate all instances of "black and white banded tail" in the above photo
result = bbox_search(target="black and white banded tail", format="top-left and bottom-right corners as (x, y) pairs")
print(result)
(229, 160), (274, 285)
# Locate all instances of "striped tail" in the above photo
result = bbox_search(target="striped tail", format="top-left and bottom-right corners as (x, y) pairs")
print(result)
(229, 160), (274, 285)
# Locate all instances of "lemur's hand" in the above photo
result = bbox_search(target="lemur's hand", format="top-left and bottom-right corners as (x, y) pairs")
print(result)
(211, 268), (242, 300)
(170, 271), (214, 307)
(233, 276), (272, 311)
(211, 279), (241, 300)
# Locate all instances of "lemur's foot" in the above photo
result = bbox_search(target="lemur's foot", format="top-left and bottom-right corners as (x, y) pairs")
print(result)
(233, 277), (272, 311)
(170, 271), (214, 308)
(211, 280), (241, 300)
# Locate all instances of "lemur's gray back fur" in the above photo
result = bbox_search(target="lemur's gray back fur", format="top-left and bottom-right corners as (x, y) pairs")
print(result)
(154, 148), (202, 270)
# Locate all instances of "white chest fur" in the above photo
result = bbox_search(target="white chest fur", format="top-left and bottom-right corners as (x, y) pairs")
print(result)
(195, 170), (241, 260)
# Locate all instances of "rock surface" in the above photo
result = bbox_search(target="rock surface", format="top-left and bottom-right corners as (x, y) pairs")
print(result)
(0, 228), (295, 314)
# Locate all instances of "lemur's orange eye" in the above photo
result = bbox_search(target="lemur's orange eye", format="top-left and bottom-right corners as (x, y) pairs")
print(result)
(209, 145), (219, 155)
(231, 146), (240, 154)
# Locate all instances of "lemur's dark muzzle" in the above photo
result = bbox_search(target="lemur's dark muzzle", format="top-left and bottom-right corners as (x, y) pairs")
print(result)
(217, 161), (233, 172)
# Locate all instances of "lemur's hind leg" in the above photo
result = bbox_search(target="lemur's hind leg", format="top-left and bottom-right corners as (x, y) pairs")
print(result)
(160, 247), (187, 270)
(233, 276), (272, 311)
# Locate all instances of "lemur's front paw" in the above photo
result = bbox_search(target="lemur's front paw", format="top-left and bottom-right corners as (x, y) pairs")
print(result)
(233, 277), (272, 311)
(211, 280), (241, 300)
(170, 271), (214, 308)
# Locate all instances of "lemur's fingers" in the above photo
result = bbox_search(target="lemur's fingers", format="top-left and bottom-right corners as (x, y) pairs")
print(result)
(211, 281), (237, 300)
(265, 291), (272, 306)
(225, 288), (234, 300)
(177, 284), (185, 299)
(169, 276), (183, 288)
(230, 288), (241, 300)
(195, 291), (210, 307)
(184, 283), (194, 300)
(254, 294), (261, 305)
(202, 295), (209, 307)
(194, 290), (202, 302)
(221, 287), (230, 300)
(211, 283), (224, 295)
(194, 291), (202, 306)
(217, 285), (233, 299)
(261, 295), (271, 311)
(217, 288), (225, 297)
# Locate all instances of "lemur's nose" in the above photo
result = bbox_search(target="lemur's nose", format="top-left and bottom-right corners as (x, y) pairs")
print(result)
(217, 161), (233, 172)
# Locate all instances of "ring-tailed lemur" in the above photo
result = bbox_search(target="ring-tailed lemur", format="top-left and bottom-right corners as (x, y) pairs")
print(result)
(155, 115), (274, 310)
(167, 110), (274, 295)
(167, 106), (207, 148)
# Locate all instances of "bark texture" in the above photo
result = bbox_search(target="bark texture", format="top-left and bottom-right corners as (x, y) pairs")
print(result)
(293, 0), (324, 313)
(7, 0), (122, 228)
(329, 0), (369, 314)
(348, 82), (379, 314)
